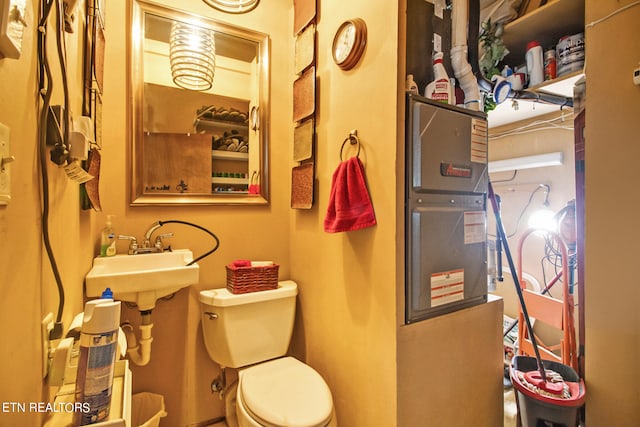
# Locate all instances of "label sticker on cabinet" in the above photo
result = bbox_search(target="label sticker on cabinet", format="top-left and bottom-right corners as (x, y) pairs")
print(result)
(464, 211), (486, 244)
(431, 269), (464, 308)
(470, 118), (487, 163)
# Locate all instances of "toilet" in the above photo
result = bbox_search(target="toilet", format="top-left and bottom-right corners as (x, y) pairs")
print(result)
(199, 280), (336, 427)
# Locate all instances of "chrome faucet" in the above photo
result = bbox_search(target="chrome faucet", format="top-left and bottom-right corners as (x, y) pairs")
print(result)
(143, 221), (163, 249)
(118, 221), (173, 255)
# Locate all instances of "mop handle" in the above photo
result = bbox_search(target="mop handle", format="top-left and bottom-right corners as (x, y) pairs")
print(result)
(488, 182), (548, 381)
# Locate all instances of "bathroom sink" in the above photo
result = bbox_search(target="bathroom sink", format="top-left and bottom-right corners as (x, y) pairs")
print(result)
(85, 249), (199, 310)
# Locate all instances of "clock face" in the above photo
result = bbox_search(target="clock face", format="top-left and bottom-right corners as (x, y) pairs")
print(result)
(332, 19), (366, 70)
(333, 23), (356, 63)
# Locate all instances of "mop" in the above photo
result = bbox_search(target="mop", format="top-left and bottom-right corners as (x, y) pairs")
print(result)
(488, 182), (585, 403)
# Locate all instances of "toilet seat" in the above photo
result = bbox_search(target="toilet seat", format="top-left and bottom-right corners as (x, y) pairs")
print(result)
(238, 357), (333, 427)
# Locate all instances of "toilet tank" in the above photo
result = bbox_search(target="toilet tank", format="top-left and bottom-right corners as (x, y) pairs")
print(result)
(199, 280), (298, 368)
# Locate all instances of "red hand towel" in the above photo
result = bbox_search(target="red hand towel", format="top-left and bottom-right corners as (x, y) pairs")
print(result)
(324, 156), (377, 233)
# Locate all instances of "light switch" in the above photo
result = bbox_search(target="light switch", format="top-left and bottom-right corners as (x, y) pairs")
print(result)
(0, 122), (13, 205)
(0, 0), (27, 59)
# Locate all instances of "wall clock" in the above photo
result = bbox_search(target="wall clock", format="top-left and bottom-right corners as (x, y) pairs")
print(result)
(331, 18), (367, 71)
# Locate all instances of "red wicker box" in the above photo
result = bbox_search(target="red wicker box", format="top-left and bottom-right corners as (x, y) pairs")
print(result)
(226, 263), (279, 294)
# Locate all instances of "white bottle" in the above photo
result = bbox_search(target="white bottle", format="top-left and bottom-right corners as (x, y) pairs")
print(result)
(424, 52), (453, 104)
(525, 41), (544, 87)
(406, 74), (419, 94)
(74, 299), (121, 425)
(100, 215), (116, 257)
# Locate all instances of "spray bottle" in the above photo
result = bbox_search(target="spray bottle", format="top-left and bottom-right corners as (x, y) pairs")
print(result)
(424, 51), (454, 105)
(100, 215), (116, 257)
(74, 298), (121, 425)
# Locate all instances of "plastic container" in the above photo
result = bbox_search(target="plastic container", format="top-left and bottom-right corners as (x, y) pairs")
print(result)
(74, 299), (122, 425)
(405, 74), (418, 94)
(100, 215), (117, 257)
(131, 392), (167, 427)
(557, 33), (584, 76)
(525, 41), (544, 87)
(424, 52), (453, 105)
(510, 356), (585, 427)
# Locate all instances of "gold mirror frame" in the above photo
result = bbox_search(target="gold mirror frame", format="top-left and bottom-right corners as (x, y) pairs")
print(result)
(130, 0), (270, 205)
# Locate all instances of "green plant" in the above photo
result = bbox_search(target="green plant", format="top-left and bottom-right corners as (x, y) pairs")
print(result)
(479, 19), (509, 112)
(479, 19), (509, 79)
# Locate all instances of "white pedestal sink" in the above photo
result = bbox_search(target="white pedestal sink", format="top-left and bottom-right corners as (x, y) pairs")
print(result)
(85, 249), (199, 311)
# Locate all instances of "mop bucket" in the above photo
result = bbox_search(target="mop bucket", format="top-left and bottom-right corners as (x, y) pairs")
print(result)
(510, 356), (585, 427)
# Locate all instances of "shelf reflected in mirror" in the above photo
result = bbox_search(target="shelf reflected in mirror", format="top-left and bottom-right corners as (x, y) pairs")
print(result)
(130, 0), (270, 205)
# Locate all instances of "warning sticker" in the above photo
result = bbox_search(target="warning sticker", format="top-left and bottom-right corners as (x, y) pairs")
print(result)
(464, 211), (486, 244)
(470, 118), (487, 163)
(431, 269), (464, 308)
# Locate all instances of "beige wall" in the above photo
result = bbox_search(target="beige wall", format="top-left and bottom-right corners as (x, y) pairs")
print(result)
(288, 0), (400, 424)
(0, 1), (92, 425)
(0, 0), (292, 425)
(4, 0), (636, 426)
(100, 1), (292, 425)
(584, 1), (640, 425)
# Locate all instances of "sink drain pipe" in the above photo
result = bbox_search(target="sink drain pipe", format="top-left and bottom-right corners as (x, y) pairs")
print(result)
(121, 310), (154, 366)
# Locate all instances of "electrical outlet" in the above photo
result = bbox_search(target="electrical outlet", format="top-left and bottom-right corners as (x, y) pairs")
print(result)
(41, 312), (54, 379)
(433, 33), (442, 53)
(0, 122), (13, 205)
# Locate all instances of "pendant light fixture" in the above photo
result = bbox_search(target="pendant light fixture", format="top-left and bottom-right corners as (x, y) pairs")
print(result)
(169, 21), (216, 91)
(202, 0), (260, 14)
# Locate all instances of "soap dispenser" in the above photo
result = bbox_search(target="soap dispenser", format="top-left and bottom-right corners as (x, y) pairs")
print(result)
(100, 215), (117, 257)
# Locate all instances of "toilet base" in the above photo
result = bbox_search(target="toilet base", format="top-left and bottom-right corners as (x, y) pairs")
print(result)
(224, 381), (239, 427)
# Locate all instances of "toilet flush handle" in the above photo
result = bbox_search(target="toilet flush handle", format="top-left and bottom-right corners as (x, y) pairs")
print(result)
(204, 312), (218, 320)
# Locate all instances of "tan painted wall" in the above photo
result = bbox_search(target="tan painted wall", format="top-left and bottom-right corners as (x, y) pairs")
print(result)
(6, 0), (635, 425)
(0, 0), (292, 425)
(100, 1), (293, 425)
(0, 1), (93, 425)
(397, 297), (504, 427)
(287, 1), (401, 424)
(584, 1), (640, 425)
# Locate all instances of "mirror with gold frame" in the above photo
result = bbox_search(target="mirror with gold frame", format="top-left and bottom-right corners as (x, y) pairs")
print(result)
(130, 0), (270, 205)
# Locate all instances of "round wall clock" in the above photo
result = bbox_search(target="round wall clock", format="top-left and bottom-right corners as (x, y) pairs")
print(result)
(331, 18), (367, 71)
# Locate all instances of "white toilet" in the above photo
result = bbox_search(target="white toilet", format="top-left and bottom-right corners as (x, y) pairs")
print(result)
(199, 280), (336, 427)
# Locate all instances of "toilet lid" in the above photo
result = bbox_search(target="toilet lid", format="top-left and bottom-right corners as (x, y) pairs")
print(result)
(239, 357), (333, 427)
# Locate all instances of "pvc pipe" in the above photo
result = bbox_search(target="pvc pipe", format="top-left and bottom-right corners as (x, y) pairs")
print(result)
(121, 321), (154, 366)
(451, 1), (482, 110)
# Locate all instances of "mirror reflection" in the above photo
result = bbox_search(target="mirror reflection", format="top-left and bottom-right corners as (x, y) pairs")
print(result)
(131, 1), (270, 205)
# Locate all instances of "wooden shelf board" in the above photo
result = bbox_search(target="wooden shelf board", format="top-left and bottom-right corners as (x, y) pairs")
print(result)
(502, 0), (584, 66)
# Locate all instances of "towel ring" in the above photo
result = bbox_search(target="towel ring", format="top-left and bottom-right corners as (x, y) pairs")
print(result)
(340, 132), (361, 161)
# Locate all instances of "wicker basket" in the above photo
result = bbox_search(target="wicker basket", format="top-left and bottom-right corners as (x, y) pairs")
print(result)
(226, 263), (279, 294)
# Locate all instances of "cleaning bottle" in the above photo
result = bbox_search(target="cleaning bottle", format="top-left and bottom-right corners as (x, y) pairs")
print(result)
(74, 298), (121, 425)
(525, 40), (544, 87)
(424, 52), (453, 105)
(100, 215), (116, 257)
(405, 74), (419, 94)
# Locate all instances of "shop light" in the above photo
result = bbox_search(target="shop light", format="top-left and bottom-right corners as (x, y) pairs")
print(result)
(488, 152), (564, 173)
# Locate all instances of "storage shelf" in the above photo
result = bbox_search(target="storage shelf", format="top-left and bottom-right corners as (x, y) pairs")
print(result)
(212, 176), (249, 185)
(502, 0), (584, 67)
(212, 150), (249, 161)
(534, 70), (584, 97)
(194, 118), (248, 134)
(488, 0), (584, 128)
